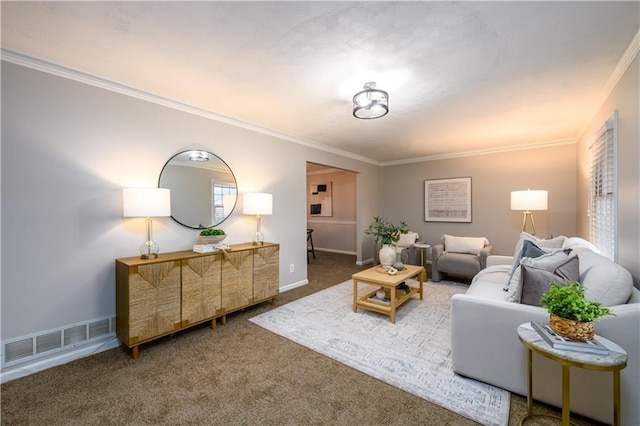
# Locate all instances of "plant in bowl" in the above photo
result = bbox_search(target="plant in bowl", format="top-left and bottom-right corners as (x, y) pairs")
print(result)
(540, 281), (612, 341)
(364, 216), (408, 267)
(198, 228), (226, 244)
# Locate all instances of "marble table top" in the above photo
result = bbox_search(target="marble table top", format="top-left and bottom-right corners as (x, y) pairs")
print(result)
(517, 322), (627, 369)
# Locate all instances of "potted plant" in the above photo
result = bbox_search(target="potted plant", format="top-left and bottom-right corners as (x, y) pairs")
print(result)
(364, 216), (409, 267)
(198, 228), (227, 244)
(540, 281), (612, 341)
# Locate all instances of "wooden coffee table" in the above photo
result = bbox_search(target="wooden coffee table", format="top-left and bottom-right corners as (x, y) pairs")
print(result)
(352, 264), (425, 323)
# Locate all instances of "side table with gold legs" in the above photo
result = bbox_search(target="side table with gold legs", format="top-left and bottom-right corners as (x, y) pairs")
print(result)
(517, 323), (627, 426)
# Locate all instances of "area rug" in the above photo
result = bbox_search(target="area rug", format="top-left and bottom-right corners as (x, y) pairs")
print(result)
(250, 279), (510, 426)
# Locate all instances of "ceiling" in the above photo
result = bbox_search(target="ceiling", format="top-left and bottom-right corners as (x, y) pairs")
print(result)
(2, 2), (638, 164)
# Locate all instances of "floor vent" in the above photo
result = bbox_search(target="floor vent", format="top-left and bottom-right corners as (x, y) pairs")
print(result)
(2, 315), (116, 368)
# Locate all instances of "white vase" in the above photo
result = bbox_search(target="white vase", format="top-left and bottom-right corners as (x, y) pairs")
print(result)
(379, 244), (396, 267)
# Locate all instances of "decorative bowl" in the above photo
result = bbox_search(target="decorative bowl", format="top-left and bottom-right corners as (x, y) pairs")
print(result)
(198, 235), (227, 245)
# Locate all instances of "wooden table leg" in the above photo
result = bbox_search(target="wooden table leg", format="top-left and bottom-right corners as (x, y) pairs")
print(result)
(390, 284), (396, 324)
(353, 279), (358, 313)
(418, 269), (424, 300)
(132, 345), (139, 360)
(562, 364), (571, 426)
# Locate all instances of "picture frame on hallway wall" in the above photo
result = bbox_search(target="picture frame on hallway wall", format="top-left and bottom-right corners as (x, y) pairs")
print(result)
(310, 182), (332, 217)
(424, 177), (472, 222)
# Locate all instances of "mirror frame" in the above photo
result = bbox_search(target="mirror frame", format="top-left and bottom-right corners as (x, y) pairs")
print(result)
(158, 150), (238, 229)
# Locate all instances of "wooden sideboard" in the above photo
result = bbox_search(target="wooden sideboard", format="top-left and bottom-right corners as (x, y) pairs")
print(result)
(116, 242), (279, 359)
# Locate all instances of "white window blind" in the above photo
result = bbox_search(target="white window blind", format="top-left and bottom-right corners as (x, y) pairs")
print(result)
(211, 181), (237, 224)
(589, 112), (617, 261)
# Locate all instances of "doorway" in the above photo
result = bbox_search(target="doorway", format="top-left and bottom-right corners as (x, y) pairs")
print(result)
(306, 162), (358, 265)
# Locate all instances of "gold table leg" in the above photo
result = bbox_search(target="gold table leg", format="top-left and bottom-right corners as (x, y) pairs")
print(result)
(562, 364), (571, 426)
(613, 370), (621, 426)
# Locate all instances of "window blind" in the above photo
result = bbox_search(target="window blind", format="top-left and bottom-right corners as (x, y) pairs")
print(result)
(589, 113), (617, 261)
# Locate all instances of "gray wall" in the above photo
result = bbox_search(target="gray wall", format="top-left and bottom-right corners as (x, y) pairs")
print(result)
(379, 144), (577, 256)
(1, 61), (381, 340)
(577, 54), (639, 287)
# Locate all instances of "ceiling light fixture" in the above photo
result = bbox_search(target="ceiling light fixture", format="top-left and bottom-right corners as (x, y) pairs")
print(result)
(352, 82), (388, 119)
(188, 151), (209, 162)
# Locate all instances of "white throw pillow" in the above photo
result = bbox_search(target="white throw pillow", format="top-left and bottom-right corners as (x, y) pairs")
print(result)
(442, 234), (488, 255)
(396, 232), (419, 248)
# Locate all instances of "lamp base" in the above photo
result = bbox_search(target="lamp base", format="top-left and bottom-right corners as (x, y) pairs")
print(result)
(252, 231), (264, 246)
(139, 240), (160, 260)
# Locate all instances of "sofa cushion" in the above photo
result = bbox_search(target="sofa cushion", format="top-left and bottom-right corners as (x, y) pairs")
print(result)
(562, 237), (601, 254)
(512, 232), (566, 260)
(505, 250), (572, 302)
(438, 252), (482, 277)
(577, 250), (633, 306)
(442, 234), (488, 255)
(396, 232), (419, 248)
(520, 256), (580, 306)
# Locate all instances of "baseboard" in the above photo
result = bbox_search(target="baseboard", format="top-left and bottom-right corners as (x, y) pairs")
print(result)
(357, 258), (374, 266)
(280, 279), (308, 293)
(314, 248), (357, 256)
(1, 336), (120, 384)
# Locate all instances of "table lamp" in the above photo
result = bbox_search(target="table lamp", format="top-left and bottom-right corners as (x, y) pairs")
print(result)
(123, 188), (171, 259)
(511, 189), (548, 235)
(243, 193), (272, 246)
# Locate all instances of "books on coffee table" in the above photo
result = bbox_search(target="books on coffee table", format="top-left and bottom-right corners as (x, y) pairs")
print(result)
(531, 321), (609, 355)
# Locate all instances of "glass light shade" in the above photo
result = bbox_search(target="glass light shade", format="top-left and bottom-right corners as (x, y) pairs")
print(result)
(353, 82), (389, 119)
(510, 190), (548, 211)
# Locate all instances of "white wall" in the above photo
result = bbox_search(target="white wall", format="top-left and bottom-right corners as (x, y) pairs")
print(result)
(1, 61), (380, 341)
(577, 53), (640, 287)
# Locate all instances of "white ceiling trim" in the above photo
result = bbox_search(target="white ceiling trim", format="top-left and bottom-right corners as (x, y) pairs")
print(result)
(381, 139), (576, 167)
(0, 48), (380, 166)
(579, 27), (640, 140)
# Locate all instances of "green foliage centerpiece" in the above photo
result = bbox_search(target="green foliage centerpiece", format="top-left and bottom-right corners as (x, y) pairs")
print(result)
(198, 228), (226, 244)
(364, 216), (409, 267)
(540, 281), (612, 341)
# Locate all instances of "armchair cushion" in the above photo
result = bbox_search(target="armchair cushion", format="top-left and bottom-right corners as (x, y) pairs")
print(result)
(442, 234), (489, 255)
(396, 232), (419, 248)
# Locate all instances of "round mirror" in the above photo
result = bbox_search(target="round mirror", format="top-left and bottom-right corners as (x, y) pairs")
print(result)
(158, 150), (238, 229)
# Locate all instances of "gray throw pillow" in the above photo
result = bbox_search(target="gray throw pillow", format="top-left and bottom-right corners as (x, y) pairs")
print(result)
(520, 255), (580, 306)
(504, 240), (547, 291)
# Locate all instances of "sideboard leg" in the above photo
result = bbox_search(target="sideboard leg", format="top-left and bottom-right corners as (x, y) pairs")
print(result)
(132, 346), (139, 360)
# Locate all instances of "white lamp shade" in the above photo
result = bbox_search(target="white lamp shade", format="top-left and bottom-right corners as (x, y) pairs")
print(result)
(511, 190), (548, 211)
(243, 193), (272, 215)
(123, 188), (171, 217)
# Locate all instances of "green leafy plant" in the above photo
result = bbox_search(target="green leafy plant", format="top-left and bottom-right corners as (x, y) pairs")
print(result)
(199, 228), (225, 236)
(540, 281), (612, 322)
(364, 216), (409, 246)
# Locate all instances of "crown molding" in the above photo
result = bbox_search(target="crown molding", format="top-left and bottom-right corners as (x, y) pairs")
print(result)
(380, 139), (576, 166)
(0, 49), (380, 167)
(578, 27), (640, 139)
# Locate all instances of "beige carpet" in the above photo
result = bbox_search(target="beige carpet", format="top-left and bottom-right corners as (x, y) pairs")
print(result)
(250, 279), (510, 425)
(0, 252), (601, 425)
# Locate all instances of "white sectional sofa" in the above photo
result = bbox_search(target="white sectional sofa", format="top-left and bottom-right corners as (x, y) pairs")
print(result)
(450, 233), (640, 425)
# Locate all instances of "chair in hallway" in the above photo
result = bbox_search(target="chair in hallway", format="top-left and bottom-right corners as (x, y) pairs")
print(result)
(307, 229), (316, 263)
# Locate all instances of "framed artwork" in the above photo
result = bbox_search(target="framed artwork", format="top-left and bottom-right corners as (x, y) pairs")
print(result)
(424, 177), (472, 222)
(309, 182), (333, 217)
